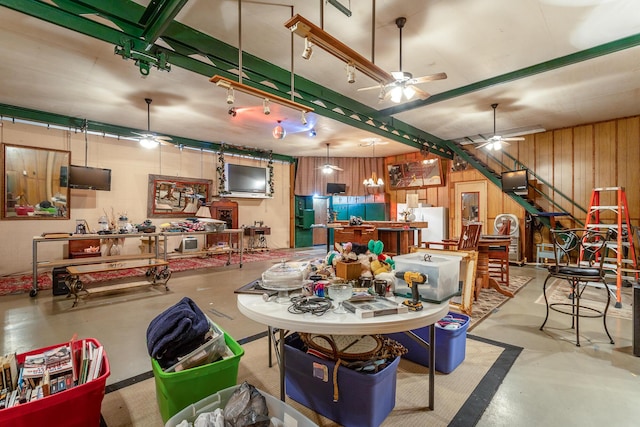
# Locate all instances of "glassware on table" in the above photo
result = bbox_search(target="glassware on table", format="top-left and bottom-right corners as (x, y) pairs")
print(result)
(328, 282), (353, 314)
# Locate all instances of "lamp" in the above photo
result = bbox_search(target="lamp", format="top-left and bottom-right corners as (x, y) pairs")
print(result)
(226, 88), (235, 104)
(403, 194), (419, 222)
(302, 37), (313, 59)
(263, 98), (271, 115)
(211, 75), (313, 114)
(346, 63), (356, 84)
(284, 15), (393, 86)
(196, 204), (212, 218)
(300, 111), (307, 125)
(362, 141), (384, 188)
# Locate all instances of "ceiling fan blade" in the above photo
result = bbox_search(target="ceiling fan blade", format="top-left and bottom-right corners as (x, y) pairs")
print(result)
(410, 72), (448, 85)
(410, 85), (431, 100)
(357, 84), (384, 92)
(331, 165), (344, 171)
(475, 141), (492, 150)
(155, 135), (173, 141)
(502, 136), (525, 142)
(391, 71), (412, 81)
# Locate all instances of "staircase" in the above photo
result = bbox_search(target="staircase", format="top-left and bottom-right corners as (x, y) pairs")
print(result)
(449, 143), (586, 229)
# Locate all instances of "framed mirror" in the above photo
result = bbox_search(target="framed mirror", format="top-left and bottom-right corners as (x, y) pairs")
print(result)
(461, 191), (480, 223)
(147, 174), (212, 218)
(2, 143), (70, 219)
(387, 158), (444, 189)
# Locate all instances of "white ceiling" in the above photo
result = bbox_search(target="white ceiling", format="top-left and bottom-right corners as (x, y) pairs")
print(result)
(0, 0), (639, 159)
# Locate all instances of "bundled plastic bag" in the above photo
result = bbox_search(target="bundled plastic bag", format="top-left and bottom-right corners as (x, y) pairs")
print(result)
(223, 382), (269, 427)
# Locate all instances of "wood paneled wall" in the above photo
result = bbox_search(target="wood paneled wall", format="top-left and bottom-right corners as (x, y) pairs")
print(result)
(383, 114), (640, 260)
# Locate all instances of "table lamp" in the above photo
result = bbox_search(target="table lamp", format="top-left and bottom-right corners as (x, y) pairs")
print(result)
(404, 194), (419, 222)
(196, 203), (212, 218)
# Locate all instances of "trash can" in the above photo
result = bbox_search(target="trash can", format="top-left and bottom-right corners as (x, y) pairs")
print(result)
(385, 311), (470, 374)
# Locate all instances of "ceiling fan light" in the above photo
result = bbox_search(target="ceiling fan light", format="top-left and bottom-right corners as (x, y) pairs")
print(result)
(403, 86), (416, 100)
(390, 87), (402, 103)
(323, 166), (333, 174)
(139, 137), (158, 149)
(494, 141), (502, 150)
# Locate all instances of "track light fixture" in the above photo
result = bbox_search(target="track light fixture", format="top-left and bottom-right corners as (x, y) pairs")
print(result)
(302, 37), (313, 60)
(346, 63), (356, 84)
(211, 75), (313, 117)
(309, 128), (317, 137)
(301, 111), (307, 125)
(226, 88), (235, 104)
(228, 107), (237, 117)
(263, 98), (271, 115)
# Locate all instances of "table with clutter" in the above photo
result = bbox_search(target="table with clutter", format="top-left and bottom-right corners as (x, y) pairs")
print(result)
(236, 238), (452, 413)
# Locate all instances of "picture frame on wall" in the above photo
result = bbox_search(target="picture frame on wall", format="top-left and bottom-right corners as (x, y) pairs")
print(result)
(387, 158), (444, 189)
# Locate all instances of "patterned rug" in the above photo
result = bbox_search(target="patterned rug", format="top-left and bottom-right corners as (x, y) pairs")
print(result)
(0, 249), (296, 296)
(533, 278), (633, 321)
(464, 275), (533, 330)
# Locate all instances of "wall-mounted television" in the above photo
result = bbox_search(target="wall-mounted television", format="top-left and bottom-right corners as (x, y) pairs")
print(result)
(501, 169), (529, 196)
(224, 163), (270, 198)
(327, 183), (346, 194)
(69, 165), (112, 191)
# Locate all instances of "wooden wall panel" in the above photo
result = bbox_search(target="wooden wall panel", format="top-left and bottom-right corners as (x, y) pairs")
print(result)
(553, 128), (574, 214)
(617, 117), (640, 224)
(572, 125), (594, 221)
(534, 132), (554, 211)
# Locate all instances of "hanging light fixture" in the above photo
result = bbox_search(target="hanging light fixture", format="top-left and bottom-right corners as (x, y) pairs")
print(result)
(273, 120), (286, 139)
(363, 141), (384, 187)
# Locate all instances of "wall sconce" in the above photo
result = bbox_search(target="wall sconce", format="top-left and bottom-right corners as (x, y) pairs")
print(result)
(284, 15), (393, 87)
(211, 75), (313, 115)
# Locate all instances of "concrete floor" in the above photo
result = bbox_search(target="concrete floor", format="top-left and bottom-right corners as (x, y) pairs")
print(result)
(1, 252), (638, 426)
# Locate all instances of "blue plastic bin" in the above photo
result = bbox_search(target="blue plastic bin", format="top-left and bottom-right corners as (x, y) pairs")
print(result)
(284, 333), (399, 427)
(386, 311), (470, 374)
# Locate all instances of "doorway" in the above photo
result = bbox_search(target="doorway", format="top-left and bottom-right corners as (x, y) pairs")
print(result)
(454, 181), (487, 237)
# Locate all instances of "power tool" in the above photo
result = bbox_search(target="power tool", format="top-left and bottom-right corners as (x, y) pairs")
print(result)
(395, 271), (427, 311)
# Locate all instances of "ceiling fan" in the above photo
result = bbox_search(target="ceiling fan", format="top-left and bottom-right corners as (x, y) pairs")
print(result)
(358, 17), (447, 103)
(318, 143), (343, 174)
(133, 98), (173, 148)
(476, 104), (525, 150)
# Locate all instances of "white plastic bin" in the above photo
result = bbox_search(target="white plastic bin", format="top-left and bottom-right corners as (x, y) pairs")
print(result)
(393, 252), (462, 303)
(165, 384), (318, 427)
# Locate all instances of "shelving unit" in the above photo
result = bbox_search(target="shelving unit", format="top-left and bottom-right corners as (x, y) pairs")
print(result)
(31, 233), (165, 297)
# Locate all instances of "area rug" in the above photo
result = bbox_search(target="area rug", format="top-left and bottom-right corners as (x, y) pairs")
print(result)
(533, 278), (633, 321)
(0, 249), (301, 296)
(465, 275), (533, 330)
(100, 333), (522, 427)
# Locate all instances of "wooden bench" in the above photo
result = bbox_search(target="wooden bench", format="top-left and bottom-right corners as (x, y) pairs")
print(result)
(64, 258), (171, 307)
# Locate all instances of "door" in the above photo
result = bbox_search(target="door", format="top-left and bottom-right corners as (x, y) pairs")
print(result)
(313, 197), (329, 246)
(454, 181), (487, 237)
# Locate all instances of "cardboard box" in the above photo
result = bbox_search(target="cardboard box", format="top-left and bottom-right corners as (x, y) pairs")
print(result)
(335, 261), (361, 281)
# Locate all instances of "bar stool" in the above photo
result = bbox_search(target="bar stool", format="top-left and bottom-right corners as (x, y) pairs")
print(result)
(539, 228), (615, 347)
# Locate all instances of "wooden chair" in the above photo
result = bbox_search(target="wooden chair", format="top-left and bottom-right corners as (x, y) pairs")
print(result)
(488, 218), (511, 288)
(423, 222), (482, 251)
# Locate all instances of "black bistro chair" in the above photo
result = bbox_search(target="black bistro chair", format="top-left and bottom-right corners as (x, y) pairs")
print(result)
(539, 228), (615, 347)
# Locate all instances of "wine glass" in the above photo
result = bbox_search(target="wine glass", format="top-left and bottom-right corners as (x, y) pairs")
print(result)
(328, 283), (353, 314)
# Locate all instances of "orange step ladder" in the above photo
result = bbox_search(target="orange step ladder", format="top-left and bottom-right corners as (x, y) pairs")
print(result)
(582, 187), (637, 308)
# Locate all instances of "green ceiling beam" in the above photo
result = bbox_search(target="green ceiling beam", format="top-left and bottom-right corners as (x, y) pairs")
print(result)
(0, 0), (454, 158)
(379, 32), (640, 116)
(140, 0), (189, 47)
(0, 103), (295, 163)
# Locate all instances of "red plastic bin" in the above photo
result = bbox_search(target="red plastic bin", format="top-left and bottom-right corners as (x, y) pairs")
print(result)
(0, 338), (110, 427)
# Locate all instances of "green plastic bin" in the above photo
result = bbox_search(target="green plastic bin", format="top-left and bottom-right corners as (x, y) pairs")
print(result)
(152, 331), (244, 422)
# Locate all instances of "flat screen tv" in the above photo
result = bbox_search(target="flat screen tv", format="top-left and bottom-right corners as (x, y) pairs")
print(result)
(224, 163), (270, 198)
(68, 165), (112, 191)
(326, 183), (346, 194)
(501, 169), (529, 196)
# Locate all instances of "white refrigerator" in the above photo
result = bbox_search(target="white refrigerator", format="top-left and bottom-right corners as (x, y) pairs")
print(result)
(397, 205), (449, 246)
